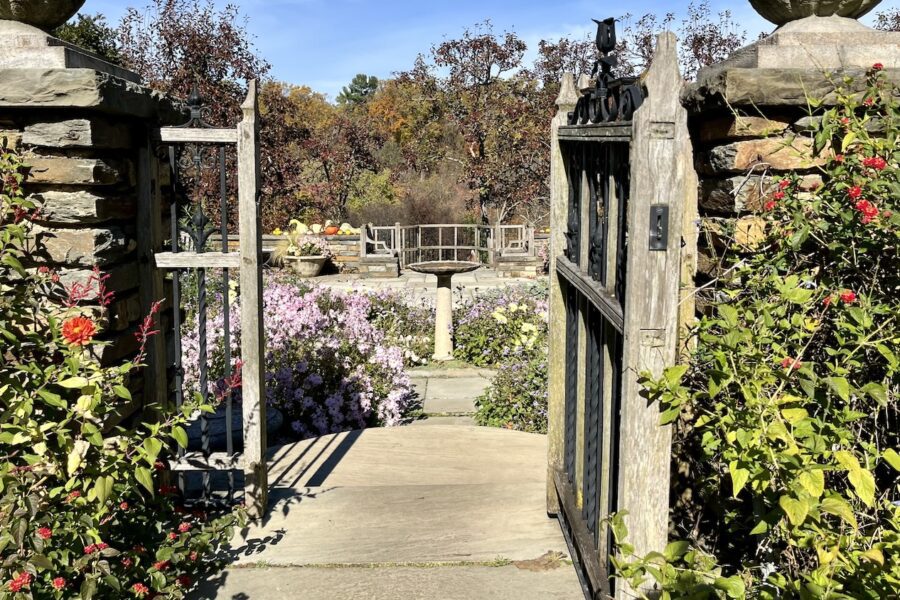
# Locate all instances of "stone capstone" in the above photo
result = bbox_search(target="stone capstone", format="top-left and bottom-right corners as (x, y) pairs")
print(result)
(697, 114), (791, 143)
(0, 0), (86, 30)
(749, 0), (882, 25)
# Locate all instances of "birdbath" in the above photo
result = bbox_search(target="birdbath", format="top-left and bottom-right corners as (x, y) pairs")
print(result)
(408, 261), (481, 361)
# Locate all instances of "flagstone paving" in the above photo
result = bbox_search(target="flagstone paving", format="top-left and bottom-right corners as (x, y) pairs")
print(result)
(190, 369), (583, 600)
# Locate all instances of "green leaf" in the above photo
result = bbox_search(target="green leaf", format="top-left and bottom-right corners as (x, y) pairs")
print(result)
(860, 548), (885, 566)
(142, 438), (163, 465)
(714, 576), (746, 599)
(80, 576), (98, 600)
(779, 495), (809, 527)
(834, 450), (860, 471)
(59, 377), (89, 389)
(841, 131), (856, 152)
(781, 408), (809, 424)
(172, 426), (189, 450)
(883, 449), (900, 472)
(799, 470), (825, 498)
(134, 466), (154, 494)
(861, 382), (888, 406)
(36, 389), (66, 408)
(848, 468), (876, 507)
(113, 385), (132, 401)
(820, 495), (858, 529)
(663, 540), (690, 561)
(729, 462), (750, 498)
(93, 476), (113, 504)
(826, 377), (851, 402)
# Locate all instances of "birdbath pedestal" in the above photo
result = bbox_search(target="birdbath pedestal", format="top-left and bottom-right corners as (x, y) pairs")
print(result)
(408, 261), (481, 361)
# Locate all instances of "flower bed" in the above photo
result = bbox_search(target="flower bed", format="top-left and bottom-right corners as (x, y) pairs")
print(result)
(454, 283), (550, 432)
(181, 277), (428, 440)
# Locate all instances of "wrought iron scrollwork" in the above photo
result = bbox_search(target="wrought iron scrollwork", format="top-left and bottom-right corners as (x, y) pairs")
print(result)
(568, 18), (644, 125)
(178, 84), (214, 129)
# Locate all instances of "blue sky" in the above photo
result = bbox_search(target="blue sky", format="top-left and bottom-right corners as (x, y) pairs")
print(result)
(84, 0), (896, 99)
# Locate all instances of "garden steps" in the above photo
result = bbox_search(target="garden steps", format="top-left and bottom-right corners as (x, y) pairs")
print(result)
(410, 368), (494, 418)
(192, 426), (582, 599)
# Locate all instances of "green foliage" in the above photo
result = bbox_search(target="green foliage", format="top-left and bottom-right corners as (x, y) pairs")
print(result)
(0, 141), (241, 598)
(616, 68), (900, 598)
(52, 13), (123, 65)
(337, 74), (380, 106)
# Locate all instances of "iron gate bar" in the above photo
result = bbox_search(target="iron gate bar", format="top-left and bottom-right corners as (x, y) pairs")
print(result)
(563, 281), (579, 483)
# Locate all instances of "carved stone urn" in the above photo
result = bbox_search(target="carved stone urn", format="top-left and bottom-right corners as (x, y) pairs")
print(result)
(0, 0), (86, 30)
(749, 0), (883, 25)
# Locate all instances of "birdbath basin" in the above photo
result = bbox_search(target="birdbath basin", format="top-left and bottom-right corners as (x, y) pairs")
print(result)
(408, 261), (481, 361)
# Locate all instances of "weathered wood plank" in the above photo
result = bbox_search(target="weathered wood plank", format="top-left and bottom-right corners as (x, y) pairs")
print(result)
(137, 136), (168, 419)
(556, 257), (624, 333)
(616, 32), (688, 598)
(554, 470), (610, 598)
(154, 252), (241, 269)
(558, 123), (632, 141)
(155, 127), (238, 144)
(238, 80), (268, 520)
(547, 73), (579, 515)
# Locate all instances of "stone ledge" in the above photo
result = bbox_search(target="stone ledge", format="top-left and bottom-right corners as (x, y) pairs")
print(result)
(0, 69), (184, 122)
(683, 68), (900, 113)
(31, 224), (136, 267)
(23, 118), (133, 149)
(31, 189), (136, 224)
(25, 154), (131, 186)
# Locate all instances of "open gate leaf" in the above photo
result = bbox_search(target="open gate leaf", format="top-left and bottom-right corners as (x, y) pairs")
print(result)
(779, 495), (809, 527)
(729, 461), (750, 498)
(882, 449), (900, 472)
(799, 470), (825, 498)
(847, 468), (876, 507)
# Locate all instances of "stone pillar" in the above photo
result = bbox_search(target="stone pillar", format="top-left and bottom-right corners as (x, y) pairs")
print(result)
(0, 18), (183, 420)
(681, 11), (900, 317)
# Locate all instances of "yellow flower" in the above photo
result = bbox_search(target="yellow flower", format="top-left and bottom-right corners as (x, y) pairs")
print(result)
(272, 228), (283, 236)
(492, 312), (508, 324)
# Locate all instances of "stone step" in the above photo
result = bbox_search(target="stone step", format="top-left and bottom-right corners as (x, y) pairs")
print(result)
(410, 416), (478, 427)
(412, 376), (490, 416)
(191, 564), (584, 600)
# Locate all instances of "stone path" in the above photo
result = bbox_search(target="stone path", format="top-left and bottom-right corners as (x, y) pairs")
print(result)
(191, 369), (583, 600)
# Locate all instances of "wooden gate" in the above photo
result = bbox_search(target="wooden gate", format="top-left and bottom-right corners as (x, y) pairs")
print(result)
(546, 32), (694, 599)
(151, 82), (268, 519)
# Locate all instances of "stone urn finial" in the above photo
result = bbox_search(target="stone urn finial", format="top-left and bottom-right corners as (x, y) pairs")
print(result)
(749, 0), (883, 25)
(0, 0), (86, 31)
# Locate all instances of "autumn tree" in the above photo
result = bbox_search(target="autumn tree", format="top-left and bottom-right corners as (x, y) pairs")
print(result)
(117, 0), (270, 127)
(874, 7), (900, 31)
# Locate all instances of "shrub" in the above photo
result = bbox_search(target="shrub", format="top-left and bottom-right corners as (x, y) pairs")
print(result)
(0, 140), (239, 599)
(453, 283), (549, 368)
(454, 284), (550, 432)
(616, 66), (900, 598)
(181, 278), (419, 440)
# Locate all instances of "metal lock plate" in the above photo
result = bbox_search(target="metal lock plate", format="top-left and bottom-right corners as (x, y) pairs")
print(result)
(649, 205), (669, 251)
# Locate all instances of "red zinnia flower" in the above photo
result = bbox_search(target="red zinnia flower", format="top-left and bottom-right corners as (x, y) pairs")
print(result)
(873, 62), (884, 71)
(178, 522), (192, 533)
(840, 290), (857, 303)
(52, 577), (66, 591)
(773, 190), (785, 200)
(778, 179), (790, 190)
(131, 583), (150, 597)
(7, 572), (32, 592)
(37, 527), (52, 540)
(863, 98), (874, 107)
(61, 316), (97, 346)
(863, 156), (887, 170)
(848, 186), (862, 199)
(834, 154), (845, 163)
(66, 491), (81, 502)
(120, 501), (129, 511)
(189, 551), (199, 562)
(781, 357), (802, 370)
(168, 532), (178, 541)
(121, 557), (133, 568)
(764, 200), (777, 211)
(152, 560), (170, 571)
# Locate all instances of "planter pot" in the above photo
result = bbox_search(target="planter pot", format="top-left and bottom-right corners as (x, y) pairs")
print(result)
(749, 0), (882, 25)
(0, 0), (86, 30)
(283, 255), (327, 277)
